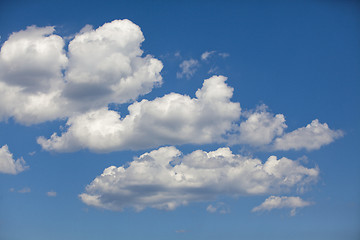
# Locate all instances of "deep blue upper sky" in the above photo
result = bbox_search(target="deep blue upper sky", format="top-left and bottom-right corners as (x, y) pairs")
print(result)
(0, 1), (359, 240)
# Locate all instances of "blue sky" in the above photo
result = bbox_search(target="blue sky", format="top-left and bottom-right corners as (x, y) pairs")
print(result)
(0, 0), (359, 239)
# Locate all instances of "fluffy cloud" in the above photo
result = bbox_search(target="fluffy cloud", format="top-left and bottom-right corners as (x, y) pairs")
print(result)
(273, 119), (344, 151)
(176, 59), (199, 79)
(228, 106), (287, 146)
(0, 19), (162, 124)
(38, 75), (241, 152)
(252, 196), (313, 216)
(63, 19), (163, 111)
(79, 146), (318, 211)
(0, 145), (28, 175)
(0, 26), (68, 124)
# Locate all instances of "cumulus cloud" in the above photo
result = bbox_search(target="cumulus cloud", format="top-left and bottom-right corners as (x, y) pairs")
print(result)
(228, 106), (287, 146)
(201, 51), (216, 60)
(176, 59), (199, 79)
(63, 19), (163, 111)
(273, 119), (344, 151)
(0, 145), (28, 174)
(0, 26), (68, 124)
(79, 146), (318, 211)
(252, 196), (313, 216)
(38, 76), (241, 152)
(0, 19), (163, 124)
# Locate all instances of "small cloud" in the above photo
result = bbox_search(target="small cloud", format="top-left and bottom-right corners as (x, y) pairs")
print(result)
(175, 229), (187, 233)
(28, 151), (36, 156)
(208, 66), (219, 74)
(252, 196), (313, 216)
(201, 50), (216, 60)
(9, 188), (15, 192)
(0, 145), (29, 175)
(18, 187), (31, 193)
(206, 204), (217, 213)
(176, 59), (199, 79)
(206, 202), (230, 214)
(46, 191), (57, 197)
(218, 52), (229, 58)
(174, 51), (181, 58)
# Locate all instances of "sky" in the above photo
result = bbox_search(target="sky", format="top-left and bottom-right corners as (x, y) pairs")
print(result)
(0, 0), (359, 239)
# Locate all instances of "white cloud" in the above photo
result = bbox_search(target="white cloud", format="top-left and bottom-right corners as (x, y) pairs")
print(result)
(201, 51), (216, 60)
(252, 196), (313, 216)
(273, 119), (344, 151)
(228, 106), (287, 146)
(79, 146), (318, 211)
(0, 19), (163, 125)
(0, 145), (28, 174)
(0, 26), (68, 124)
(47, 191), (57, 197)
(63, 19), (163, 111)
(38, 75), (241, 152)
(176, 59), (199, 79)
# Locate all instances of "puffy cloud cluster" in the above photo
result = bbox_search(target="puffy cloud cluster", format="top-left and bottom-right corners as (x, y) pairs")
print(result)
(79, 146), (318, 211)
(0, 145), (28, 174)
(252, 196), (313, 216)
(38, 76), (241, 152)
(0, 19), (163, 125)
(0, 21), (342, 152)
(0, 20), (344, 215)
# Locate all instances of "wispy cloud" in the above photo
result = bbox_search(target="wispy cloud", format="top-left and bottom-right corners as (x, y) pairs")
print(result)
(176, 59), (199, 79)
(201, 50), (216, 60)
(47, 191), (57, 197)
(206, 202), (230, 214)
(17, 187), (31, 194)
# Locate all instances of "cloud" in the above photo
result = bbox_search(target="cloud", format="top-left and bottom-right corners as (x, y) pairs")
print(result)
(201, 51), (216, 60)
(79, 146), (318, 211)
(17, 187), (31, 193)
(47, 191), (57, 197)
(0, 19), (163, 125)
(228, 105), (287, 146)
(0, 26), (68, 124)
(273, 119), (344, 151)
(0, 145), (28, 174)
(218, 52), (229, 58)
(252, 196), (313, 216)
(63, 19), (163, 111)
(206, 202), (230, 214)
(176, 59), (199, 79)
(38, 76), (241, 152)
